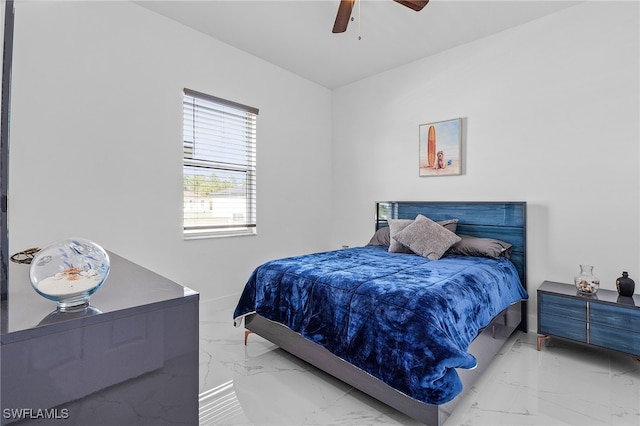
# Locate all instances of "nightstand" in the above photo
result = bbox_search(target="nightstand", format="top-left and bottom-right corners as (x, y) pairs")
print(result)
(537, 281), (640, 358)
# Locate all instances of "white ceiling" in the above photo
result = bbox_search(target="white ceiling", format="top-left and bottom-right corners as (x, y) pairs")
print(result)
(134, 0), (582, 89)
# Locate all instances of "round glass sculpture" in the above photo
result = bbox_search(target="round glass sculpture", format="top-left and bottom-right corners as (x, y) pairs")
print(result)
(29, 238), (110, 311)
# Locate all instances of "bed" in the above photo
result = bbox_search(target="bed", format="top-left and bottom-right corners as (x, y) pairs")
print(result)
(233, 201), (528, 425)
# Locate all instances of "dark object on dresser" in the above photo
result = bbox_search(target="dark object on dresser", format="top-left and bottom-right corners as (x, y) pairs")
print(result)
(616, 271), (635, 297)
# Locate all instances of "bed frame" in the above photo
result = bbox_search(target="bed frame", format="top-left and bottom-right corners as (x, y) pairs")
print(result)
(243, 201), (527, 425)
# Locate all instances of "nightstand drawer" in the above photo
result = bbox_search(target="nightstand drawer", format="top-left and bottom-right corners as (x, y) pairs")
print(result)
(539, 314), (587, 343)
(589, 303), (640, 332)
(590, 324), (640, 356)
(539, 294), (586, 321)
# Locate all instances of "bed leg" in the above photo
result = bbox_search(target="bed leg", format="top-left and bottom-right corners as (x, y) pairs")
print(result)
(244, 330), (253, 345)
(491, 312), (508, 339)
(537, 335), (550, 351)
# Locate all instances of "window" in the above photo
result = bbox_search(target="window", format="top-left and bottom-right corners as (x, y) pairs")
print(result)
(183, 89), (258, 238)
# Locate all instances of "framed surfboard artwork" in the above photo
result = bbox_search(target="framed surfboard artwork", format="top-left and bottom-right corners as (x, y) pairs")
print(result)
(419, 118), (462, 177)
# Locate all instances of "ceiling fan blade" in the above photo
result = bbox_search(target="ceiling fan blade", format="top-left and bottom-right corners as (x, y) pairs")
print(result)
(393, 0), (429, 12)
(332, 0), (355, 33)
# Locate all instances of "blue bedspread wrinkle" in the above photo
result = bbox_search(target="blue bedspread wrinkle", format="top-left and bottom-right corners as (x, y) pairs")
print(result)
(233, 246), (528, 405)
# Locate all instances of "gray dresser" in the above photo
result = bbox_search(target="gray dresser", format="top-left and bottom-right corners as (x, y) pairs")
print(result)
(1, 252), (199, 425)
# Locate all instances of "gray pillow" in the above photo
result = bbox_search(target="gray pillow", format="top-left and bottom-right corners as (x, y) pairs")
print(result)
(387, 219), (415, 253)
(392, 215), (461, 260)
(437, 218), (459, 233)
(385, 218), (458, 253)
(447, 235), (513, 259)
(367, 226), (391, 246)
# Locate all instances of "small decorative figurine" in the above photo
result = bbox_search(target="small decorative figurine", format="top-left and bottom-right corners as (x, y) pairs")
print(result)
(616, 271), (635, 297)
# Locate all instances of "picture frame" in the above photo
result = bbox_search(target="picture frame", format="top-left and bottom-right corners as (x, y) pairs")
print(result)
(419, 118), (462, 177)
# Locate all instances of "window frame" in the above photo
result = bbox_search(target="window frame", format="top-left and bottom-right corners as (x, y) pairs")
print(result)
(182, 88), (258, 239)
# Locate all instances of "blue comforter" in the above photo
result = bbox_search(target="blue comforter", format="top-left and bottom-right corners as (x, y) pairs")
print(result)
(233, 246), (527, 404)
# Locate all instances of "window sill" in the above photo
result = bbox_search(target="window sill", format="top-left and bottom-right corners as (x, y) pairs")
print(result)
(183, 228), (257, 240)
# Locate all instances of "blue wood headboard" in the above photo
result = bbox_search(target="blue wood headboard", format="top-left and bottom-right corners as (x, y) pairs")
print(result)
(375, 201), (528, 330)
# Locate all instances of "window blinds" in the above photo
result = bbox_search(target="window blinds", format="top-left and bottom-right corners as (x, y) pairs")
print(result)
(183, 89), (258, 238)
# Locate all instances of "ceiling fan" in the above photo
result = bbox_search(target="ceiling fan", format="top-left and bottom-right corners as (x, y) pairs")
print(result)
(332, 0), (429, 33)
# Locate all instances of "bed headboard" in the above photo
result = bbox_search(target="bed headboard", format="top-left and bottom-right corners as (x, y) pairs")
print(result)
(375, 201), (527, 330)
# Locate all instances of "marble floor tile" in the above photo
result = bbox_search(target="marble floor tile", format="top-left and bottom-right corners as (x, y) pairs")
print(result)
(199, 299), (640, 425)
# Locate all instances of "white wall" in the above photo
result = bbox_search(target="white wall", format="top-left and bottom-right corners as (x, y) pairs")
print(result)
(331, 1), (639, 330)
(8, 1), (333, 301)
(7, 1), (639, 326)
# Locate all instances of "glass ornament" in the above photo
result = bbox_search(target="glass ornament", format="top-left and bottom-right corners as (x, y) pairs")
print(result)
(29, 238), (110, 311)
(574, 264), (599, 295)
